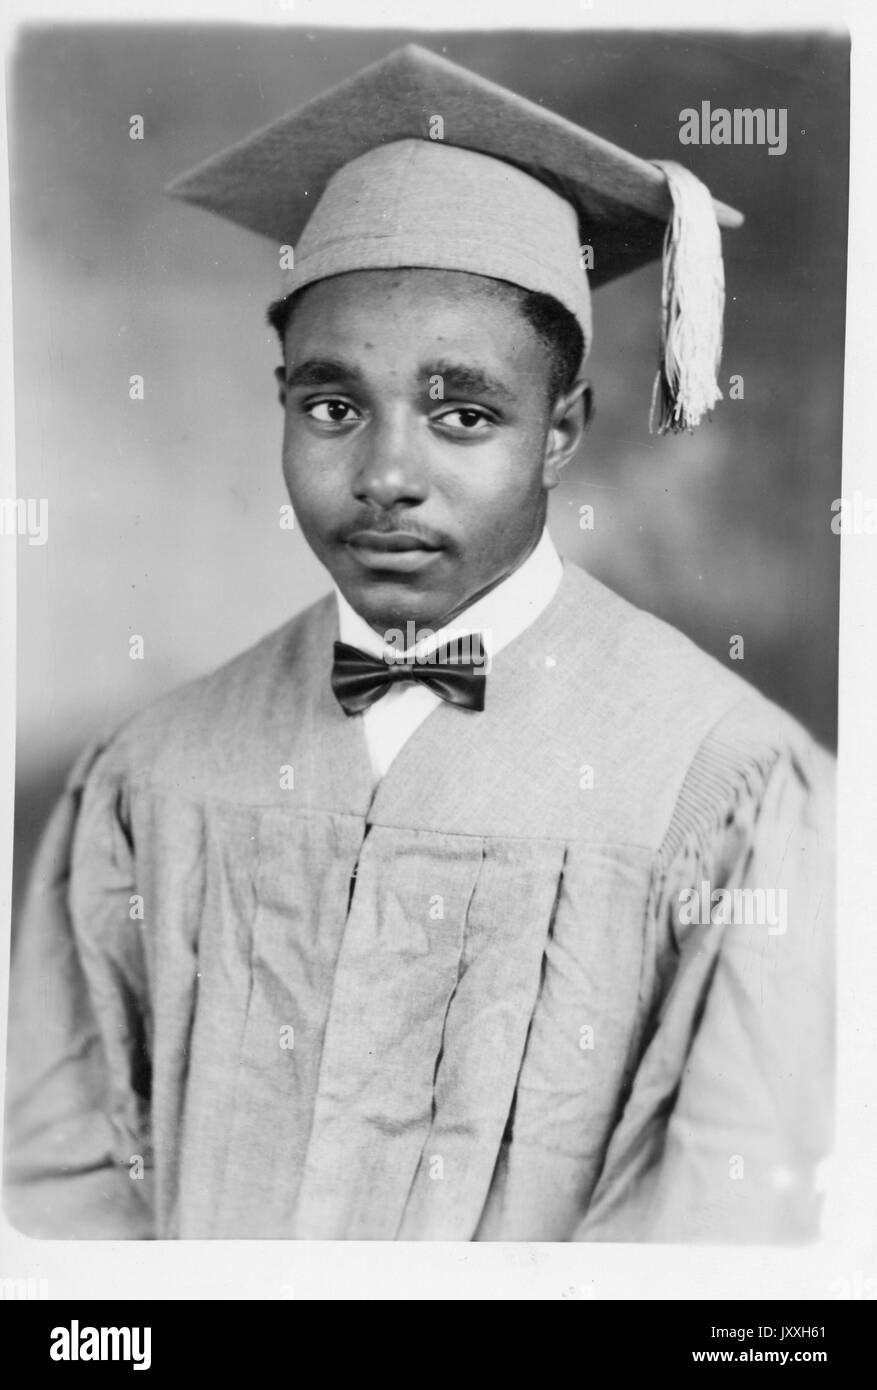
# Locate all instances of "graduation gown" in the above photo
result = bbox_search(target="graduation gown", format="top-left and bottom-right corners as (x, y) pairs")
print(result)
(4, 562), (834, 1242)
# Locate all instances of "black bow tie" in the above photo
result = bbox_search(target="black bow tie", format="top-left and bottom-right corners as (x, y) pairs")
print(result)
(331, 637), (487, 715)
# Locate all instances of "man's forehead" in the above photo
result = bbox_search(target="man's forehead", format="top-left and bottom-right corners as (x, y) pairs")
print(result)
(284, 271), (534, 356)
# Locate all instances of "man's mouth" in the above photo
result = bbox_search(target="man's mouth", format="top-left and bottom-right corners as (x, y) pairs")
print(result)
(345, 530), (444, 573)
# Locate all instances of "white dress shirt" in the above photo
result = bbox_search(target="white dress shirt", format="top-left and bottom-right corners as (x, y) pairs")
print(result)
(334, 526), (563, 780)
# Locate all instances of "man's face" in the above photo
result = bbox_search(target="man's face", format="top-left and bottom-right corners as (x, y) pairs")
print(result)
(277, 268), (584, 633)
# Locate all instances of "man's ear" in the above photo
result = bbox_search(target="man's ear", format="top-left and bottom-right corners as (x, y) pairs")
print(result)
(274, 365), (287, 409)
(542, 378), (594, 489)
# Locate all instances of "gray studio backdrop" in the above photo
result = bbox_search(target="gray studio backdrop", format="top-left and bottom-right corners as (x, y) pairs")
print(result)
(10, 26), (847, 911)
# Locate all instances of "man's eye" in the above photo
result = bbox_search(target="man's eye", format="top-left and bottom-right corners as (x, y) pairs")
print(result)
(306, 400), (360, 423)
(435, 408), (492, 431)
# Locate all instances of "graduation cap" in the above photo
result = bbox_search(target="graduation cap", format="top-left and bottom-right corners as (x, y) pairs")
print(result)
(167, 44), (744, 433)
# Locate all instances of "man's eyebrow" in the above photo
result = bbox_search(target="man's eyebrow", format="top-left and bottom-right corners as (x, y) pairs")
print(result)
(285, 358), (364, 389)
(285, 356), (517, 401)
(425, 361), (516, 403)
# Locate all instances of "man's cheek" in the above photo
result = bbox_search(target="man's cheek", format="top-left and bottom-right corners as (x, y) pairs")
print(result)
(279, 485), (328, 553)
(283, 466), (335, 529)
(295, 505), (336, 555)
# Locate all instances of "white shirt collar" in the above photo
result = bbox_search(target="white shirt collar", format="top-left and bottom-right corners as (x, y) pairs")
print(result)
(334, 525), (563, 663)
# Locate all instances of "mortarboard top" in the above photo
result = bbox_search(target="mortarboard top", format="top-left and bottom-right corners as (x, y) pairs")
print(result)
(167, 44), (744, 433)
(166, 42), (741, 290)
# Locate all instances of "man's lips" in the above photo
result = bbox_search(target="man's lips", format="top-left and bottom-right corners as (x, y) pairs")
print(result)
(344, 530), (444, 573)
(345, 530), (442, 552)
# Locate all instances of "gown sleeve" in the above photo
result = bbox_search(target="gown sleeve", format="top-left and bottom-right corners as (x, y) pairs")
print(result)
(575, 702), (835, 1243)
(3, 741), (155, 1238)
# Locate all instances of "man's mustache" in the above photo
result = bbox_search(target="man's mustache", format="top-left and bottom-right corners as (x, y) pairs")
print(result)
(339, 516), (450, 549)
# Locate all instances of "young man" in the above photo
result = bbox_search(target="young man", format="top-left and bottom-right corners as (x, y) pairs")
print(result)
(5, 45), (833, 1242)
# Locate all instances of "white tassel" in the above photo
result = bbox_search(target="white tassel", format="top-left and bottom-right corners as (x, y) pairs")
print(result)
(649, 159), (726, 435)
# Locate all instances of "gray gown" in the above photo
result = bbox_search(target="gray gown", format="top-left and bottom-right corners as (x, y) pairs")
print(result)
(3, 562), (834, 1241)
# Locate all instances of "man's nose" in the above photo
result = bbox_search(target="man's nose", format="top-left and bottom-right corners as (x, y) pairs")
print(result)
(352, 411), (429, 510)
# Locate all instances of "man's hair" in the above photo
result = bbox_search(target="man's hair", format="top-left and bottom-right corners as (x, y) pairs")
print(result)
(267, 277), (584, 404)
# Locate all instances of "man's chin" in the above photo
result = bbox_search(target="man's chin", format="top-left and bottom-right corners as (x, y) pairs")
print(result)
(340, 575), (461, 637)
